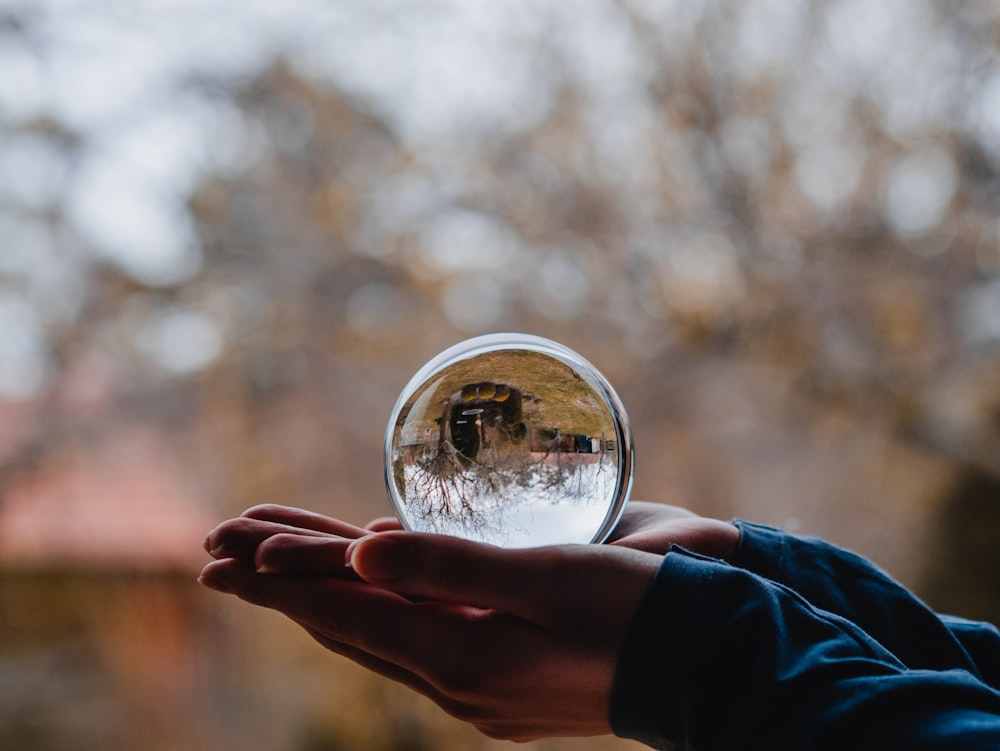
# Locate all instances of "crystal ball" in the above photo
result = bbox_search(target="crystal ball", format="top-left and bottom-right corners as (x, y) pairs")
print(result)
(384, 333), (633, 547)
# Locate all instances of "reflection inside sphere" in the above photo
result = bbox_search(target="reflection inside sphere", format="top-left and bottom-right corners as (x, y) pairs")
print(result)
(385, 335), (632, 547)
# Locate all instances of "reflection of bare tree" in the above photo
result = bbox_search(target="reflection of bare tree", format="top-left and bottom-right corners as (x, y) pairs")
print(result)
(538, 443), (615, 499)
(402, 445), (511, 540)
(400, 457), (618, 545)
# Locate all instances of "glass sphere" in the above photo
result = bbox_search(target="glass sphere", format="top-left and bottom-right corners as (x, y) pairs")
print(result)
(384, 333), (633, 547)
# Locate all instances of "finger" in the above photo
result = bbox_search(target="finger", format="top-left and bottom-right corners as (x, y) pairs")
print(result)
(607, 530), (678, 554)
(365, 516), (404, 532)
(606, 500), (697, 542)
(346, 532), (660, 637)
(198, 556), (255, 591)
(198, 556), (501, 688)
(240, 504), (370, 538)
(204, 517), (337, 560)
(609, 517), (741, 560)
(254, 533), (359, 575)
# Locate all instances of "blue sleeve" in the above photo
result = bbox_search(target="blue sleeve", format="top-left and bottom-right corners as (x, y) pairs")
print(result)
(609, 546), (1000, 751)
(731, 520), (1000, 685)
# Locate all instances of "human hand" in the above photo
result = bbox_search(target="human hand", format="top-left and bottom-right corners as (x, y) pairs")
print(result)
(607, 500), (740, 560)
(200, 507), (662, 741)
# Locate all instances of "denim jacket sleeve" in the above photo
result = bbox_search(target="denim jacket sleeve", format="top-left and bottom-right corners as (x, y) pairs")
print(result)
(609, 526), (1000, 751)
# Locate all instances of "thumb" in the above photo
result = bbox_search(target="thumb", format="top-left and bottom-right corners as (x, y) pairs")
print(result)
(346, 532), (659, 635)
(346, 532), (519, 606)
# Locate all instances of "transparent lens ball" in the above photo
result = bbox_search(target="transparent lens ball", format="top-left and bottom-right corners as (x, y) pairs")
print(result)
(384, 334), (633, 547)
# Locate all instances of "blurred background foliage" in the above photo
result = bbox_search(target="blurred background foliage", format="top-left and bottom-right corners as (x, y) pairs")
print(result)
(1, 1), (1000, 749)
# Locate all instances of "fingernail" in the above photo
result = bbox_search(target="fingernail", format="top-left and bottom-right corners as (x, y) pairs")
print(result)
(344, 537), (363, 569)
(197, 575), (233, 594)
(347, 535), (405, 582)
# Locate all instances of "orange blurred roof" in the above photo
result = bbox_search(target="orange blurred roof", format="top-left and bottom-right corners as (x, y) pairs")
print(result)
(0, 424), (216, 572)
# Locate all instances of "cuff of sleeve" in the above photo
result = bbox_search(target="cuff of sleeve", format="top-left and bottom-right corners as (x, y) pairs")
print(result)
(729, 519), (790, 581)
(608, 546), (720, 750)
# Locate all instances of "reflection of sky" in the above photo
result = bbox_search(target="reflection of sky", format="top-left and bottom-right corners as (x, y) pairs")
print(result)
(503, 473), (621, 547)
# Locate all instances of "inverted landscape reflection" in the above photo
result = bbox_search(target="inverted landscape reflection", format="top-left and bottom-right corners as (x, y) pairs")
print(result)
(387, 338), (630, 547)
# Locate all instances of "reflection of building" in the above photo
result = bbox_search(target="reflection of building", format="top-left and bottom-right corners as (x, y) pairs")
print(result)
(442, 382), (526, 463)
(421, 381), (615, 465)
(529, 430), (614, 455)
